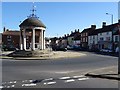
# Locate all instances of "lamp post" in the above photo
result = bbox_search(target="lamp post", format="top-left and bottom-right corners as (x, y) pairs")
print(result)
(106, 13), (113, 24)
(106, 13), (114, 51)
(118, 20), (120, 74)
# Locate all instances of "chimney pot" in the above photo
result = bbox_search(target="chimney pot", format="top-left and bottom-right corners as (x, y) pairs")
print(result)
(91, 25), (96, 29)
(102, 22), (106, 27)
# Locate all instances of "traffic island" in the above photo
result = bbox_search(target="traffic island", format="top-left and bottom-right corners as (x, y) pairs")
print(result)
(1, 50), (86, 60)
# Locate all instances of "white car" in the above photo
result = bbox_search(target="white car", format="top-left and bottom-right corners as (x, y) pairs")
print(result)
(115, 47), (119, 53)
(100, 49), (113, 53)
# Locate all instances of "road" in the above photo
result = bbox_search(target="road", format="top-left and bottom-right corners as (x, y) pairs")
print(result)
(2, 51), (119, 88)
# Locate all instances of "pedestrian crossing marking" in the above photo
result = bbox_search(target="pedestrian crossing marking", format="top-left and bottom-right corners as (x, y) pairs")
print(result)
(2, 74), (90, 88)
(65, 79), (75, 83)
(44, 81), (56, 85)
(22, 83), (36, 87)
(78, 77), (89, 81)
(59, 76), (71, 80)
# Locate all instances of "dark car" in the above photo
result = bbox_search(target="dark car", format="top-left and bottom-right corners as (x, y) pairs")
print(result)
(52, 46), (67, 51)
(2, 45), (16, 51)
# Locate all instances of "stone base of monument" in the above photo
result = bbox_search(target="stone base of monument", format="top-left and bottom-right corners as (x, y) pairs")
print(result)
(7, 49), (53, 57)
(7, 50), (32, 57)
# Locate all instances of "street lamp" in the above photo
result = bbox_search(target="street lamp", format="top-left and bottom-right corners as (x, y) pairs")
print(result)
(106, 13), (113, 24)
(106, 13), (114, 52)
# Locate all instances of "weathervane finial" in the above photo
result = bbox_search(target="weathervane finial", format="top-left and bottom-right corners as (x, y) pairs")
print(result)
(28, 2), (38, 18)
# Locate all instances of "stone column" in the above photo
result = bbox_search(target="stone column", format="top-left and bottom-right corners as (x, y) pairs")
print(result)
(32, 28), (35, 50)
(39, 30), (42, 50)
(41, 30), (44, 50)
(20, 29), (23, 50)
(43, 30), (45, 49)
(23, 29), (26, 50)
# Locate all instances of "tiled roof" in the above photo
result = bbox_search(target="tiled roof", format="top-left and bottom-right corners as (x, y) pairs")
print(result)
(2, 30), (40, 36)
(89, 23), (119, 36)
(74, 32), (81, 40)
(2, 31), (20, 35)
(97, 23), (118, 33)
(81, 28), (91, 33)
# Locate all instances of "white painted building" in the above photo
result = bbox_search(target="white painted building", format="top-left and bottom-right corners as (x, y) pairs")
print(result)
(88, 35), (98, 50)
(98, 31), (112, 50)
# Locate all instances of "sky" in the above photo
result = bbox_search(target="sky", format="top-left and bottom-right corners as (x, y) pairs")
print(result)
(1, 2), (119, 37)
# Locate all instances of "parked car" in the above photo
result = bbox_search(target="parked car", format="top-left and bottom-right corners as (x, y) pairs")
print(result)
(115, 47), (119, 53)
(2, 45), (16, 51)
(72, 45), (82, 51)
(100, 48), (113, 53)
(52, 46), (67, 51)
(67, 45), (74, 50)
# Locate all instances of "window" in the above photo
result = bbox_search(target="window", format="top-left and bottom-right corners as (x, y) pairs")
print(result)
(100, 37), (104, 41)
(106, 32), (109, 35)
(7, 35), (11, 39)
(90, 36), (92, 40)
(86, 38), (88, 42)
(106, 37), (110, 41)
(100, 33), (102, 35)
(115, 36), (118, 42)
(83, 38), (85, 42)
(7, 35), (11, 41)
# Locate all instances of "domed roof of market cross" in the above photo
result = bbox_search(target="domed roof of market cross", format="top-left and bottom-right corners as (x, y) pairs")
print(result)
(19, 17), (46, 28)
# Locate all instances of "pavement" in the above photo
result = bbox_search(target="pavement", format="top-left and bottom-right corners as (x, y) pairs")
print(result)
(85, 66), (120, 80)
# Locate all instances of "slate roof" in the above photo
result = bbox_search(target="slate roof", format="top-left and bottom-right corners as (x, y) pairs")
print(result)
(89, 30), (99, 36)
(89, 23), (119, 36)
(19, 17), (46, 28)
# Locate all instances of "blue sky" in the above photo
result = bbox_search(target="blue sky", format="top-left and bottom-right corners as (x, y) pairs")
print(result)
(2, 2), (118, 37)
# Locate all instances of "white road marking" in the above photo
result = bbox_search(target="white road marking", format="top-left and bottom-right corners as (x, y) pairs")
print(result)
(11, 85), (15, 87)
(29, 80), (33, 82)
(43, 78), (53, 81)
(7, 86), (10, 88)
(78, 77), (89, 81)
(44, 81), (56, 85)
(9, 81), (13, 84)
(22, 80), (28, 82)
(22, 83), (36, 87)
(13, 81), (17, 83)
(59, 77), (71, 80)
(73, 75), (85, 78)
(0, 86), (3, 88)
(65, 79), (75, 83)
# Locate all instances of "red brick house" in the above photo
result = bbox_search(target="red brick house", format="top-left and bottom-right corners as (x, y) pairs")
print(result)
(2, 29), (40, 50)
(81, 25), (96, 49)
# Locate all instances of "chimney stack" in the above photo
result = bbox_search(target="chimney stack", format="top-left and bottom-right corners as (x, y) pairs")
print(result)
(91, 25), (96, 29)
(118, 19), (120, 23)
(102, 22), (106, 27)
(75, 29), (77, 32)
